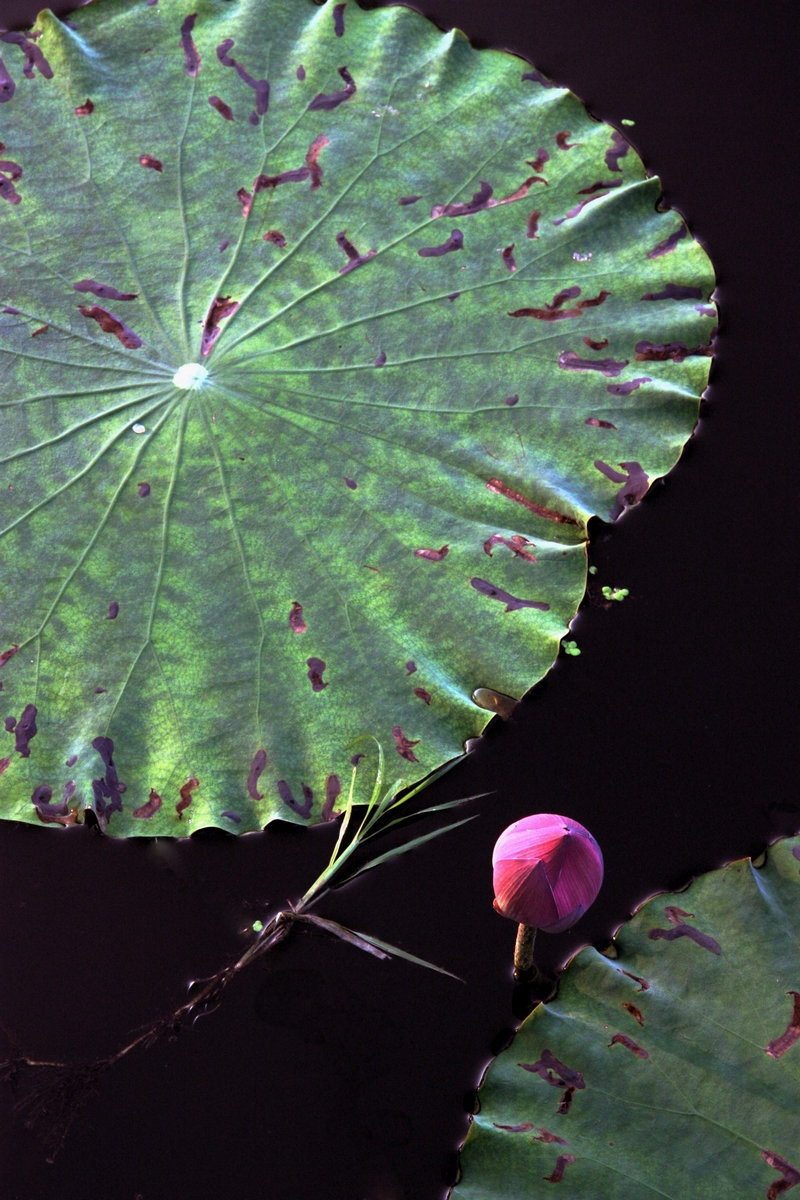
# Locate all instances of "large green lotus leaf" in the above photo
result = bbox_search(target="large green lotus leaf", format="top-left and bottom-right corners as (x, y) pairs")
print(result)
(453, 836), (800, 1199)
(0, 0), (715, 834)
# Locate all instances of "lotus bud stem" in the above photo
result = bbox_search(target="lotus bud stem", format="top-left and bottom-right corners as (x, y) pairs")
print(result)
(513, 923), (537, 977)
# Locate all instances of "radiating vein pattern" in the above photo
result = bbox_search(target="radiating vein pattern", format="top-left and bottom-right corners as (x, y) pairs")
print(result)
(0, 0), (715, 834)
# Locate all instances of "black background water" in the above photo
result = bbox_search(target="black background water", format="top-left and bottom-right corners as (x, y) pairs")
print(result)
(1, 1), (797, 1197)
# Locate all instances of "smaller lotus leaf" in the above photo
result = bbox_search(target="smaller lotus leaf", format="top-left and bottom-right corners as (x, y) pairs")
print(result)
(453, 836), (800, 1199)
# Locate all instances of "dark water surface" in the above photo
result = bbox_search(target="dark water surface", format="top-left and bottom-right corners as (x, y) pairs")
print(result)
(1, 1), (797, 1197)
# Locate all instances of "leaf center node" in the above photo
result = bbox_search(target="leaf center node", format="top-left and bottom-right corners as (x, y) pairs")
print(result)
(173, 363), (209, 390)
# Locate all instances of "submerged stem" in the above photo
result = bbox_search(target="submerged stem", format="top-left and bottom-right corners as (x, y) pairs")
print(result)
(2, 762), (477, 1159)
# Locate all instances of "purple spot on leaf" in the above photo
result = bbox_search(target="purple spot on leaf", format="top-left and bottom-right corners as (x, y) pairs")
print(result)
(255, 168), (311, 189)
(216, 38), (269, 115)
(399, 194), (421, 206)
(139, 154), (163, 172)
(32, 784), (76, 825)
(483, 533), (536, 562)
(486, 478), (579, 525)
(648, 905), (721, 954)
(333, 3), (346, 37)
(405, 660), (417, 675)
(414, 544), (448, 562)
(305, 134), (329, 190)
(308, 65), (356, 111)
(221, 810), (241, 823)
(0, 159), (22, 205)
(594, 460), (649, 519)
(289, 601), (307, 633)
(418, 229), (463, 257)
(0, 31), (53, 82)
(74, 98), (94, 116)
(766, 992), (800, 1059)
(201, 295), (238, 356)
(605, 130), (630, 172)
(585, 416), (617, 429)
(470, 577), (549, 613)
(608, 1033), (648, 1058)
(91, 735), (126, 821)
(247, 748), (267, 800)
(558, 350), (628, 377)
(237, 187), (252, 217)
(277, 779), (313, 818)
(336, 230), (375, 274)
(374, 351), (386, 367)
(501, 244), (516, 272)
(321, 774), (342, 820)
(761, 1152), (800, 1199)
(106, 601), (119, 620)
(544, 1155), (578, 1184)
(509, 287), (609, 321)
(577, 179), (621, 195)
(264, 229), (287, 248)
(180, 13), (201, 77)
(14, 704), (37, 757)
(413, 687), (431, 705)
(531, 1130), (567, 1145)
(606, 377), (650, 396)
(0, 643), (20, 668)
(344, 477), (357, 489)
(176, 776), (199, 819)
(0, 57), (15, 103)
(646, 225), (686, 259)
(78, 305), (142, 349)
(641, 282), (703, 301)
(552, 195), (606, 225)
(307, 657), (328, 691)
(208, 95), (234, 120)
(133, 789), (163, 819)
(137, 481), (151, 497)
(432, 181), (492, 218)
(518, 1050), (585, 1090)
(74, 279), (137, 301)
(431, 176), (545, 221)
(635, 339), (712, 362)
(391, 726), (420, 763)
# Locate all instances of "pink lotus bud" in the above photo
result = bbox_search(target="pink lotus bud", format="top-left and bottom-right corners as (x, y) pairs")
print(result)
(492, 813), (603, 934)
